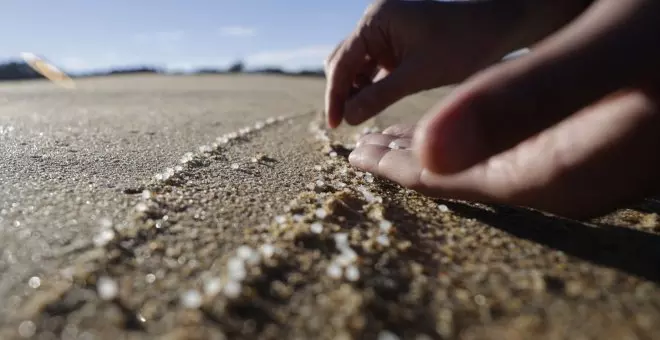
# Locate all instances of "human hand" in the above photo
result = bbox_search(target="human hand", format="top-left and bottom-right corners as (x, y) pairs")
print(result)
(349, 0), (660, 219)
(323, 0), (589, 128)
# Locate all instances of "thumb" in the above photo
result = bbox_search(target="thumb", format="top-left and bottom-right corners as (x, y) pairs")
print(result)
(343, 60), (421, 126)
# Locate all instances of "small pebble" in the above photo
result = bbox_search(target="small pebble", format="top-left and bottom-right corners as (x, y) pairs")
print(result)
(275, 215), (287, 224)
(438, 204), (450, 213)
(230, 163), (240, 170)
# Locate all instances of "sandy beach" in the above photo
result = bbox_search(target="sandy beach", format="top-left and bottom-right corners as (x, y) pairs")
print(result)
(1, 74), (660, 339)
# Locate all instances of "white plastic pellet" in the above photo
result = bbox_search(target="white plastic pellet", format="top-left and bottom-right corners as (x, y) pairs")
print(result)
(97, 276), (119, 301)
(379, 220), (393, 233)
(326, 263), (343, 279)
(224, 280), (242, 298)
(204, 277), (222, 296)
(345, 265), (360, 282)
(310, 222), (324, 234)
(181, 289), (202, 309)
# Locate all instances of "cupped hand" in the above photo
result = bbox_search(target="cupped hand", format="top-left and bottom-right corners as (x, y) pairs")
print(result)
(348, 0), (660, 219)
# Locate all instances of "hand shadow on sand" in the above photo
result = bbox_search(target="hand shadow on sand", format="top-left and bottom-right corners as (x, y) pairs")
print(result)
(440, 199), (660, 284)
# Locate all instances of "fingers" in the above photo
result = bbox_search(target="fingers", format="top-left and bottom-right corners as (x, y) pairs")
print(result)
(413, 0), (660, 174)
(343, 61), (422, 126)
(382, 124), (416, 137)
(355, 124), (416, 148)
(349, 144), (427, 191)
(324, 33), (369, 129)
(355, 133), (412, 149)
(352, 89), (660, 219)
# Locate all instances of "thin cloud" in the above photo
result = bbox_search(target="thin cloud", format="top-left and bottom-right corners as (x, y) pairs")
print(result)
(246, 44), (334, 67)
(133, 30), (185, 43)
(218, 26), (257, 37)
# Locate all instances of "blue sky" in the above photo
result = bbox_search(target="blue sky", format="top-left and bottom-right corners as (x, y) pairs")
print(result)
(0, 1), (370, 73)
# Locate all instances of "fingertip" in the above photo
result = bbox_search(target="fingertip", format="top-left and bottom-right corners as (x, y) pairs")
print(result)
(348, 144), (389, 171)
(414, 95), (483, 175)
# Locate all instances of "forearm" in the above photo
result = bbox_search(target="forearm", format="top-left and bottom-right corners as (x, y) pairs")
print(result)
(504, 0), (595, 50)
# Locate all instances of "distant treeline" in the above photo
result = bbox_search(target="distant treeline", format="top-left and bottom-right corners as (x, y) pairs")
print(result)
(0, 59), (325, 82)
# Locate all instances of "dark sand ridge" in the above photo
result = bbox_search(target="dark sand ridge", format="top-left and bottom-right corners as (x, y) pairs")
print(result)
(1, 75), (660, 339)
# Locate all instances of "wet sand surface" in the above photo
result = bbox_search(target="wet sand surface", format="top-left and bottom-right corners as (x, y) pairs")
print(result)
(1, 74), (660, 339)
